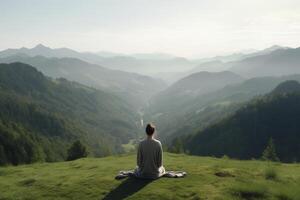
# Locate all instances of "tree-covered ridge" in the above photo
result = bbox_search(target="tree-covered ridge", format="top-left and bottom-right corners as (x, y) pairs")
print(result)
(0, 62), (140, 165)
(181, 80), (300, 162)
(271, 80), (300, 95)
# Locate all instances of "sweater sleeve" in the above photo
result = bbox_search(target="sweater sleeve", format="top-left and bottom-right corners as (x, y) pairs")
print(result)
(137, 143), (143, 167)
(157, 142), (163, 167)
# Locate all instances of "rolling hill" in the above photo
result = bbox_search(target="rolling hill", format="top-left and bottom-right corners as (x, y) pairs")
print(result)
(181, 81), (300, 162)
(0, 62), (141, 165)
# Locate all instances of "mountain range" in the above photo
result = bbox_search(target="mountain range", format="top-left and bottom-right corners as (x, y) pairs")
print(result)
(190, 46), (300, 78)
(0, 54), (166, 110)
(159, 45), (290, 83)
(0, 44), (195, 75)
(0, 44), (295, 83)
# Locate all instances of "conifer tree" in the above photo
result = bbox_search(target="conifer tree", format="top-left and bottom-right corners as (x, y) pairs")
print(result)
(261, 138), (280, 162)
(67, 140), (88, 161)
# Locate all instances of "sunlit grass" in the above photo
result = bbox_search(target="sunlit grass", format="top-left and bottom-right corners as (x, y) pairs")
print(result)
(264, 166), (278, 180)
(0, 153), (299, 200)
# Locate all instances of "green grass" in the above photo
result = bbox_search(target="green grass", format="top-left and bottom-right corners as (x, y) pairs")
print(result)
(264, 166), (279, 180)
(229, 182), (268, 199)
(0, 153), (299, 200)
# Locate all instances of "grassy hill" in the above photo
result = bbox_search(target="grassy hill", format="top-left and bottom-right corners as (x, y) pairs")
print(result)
(0, 153), (299, 200)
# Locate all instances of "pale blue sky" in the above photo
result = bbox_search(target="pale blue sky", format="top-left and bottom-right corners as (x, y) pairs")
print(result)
(1, 0), (300, 58)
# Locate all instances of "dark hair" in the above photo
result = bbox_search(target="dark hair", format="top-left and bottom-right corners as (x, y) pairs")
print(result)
(145, 123), (155, 136)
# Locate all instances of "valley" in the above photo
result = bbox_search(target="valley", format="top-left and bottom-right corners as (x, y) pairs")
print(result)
(1, 44), (300, 165)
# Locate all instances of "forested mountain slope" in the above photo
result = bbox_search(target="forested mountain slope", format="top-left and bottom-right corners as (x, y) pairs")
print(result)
(0, 63), (140, 165)
(182, 80), (300, 162)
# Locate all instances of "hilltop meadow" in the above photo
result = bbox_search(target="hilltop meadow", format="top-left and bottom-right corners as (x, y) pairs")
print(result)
(0, 153), (300, 200)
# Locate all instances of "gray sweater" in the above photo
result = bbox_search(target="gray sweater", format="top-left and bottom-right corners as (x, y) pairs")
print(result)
(136, 138), (165, 179)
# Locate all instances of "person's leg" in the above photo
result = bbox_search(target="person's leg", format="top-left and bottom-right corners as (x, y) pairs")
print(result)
(163, 171), (187, 178)
(115, 170), (134, 180)
(133, 167), (141, 178)
(158, 166), (166, 177)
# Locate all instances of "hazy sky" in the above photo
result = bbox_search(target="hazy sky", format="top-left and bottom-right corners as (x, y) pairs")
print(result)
(1, 0), (300, 58)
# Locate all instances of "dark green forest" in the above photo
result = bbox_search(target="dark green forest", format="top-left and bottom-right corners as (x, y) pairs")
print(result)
(180, 80), (300, 162)
(0, 63), (140, 165)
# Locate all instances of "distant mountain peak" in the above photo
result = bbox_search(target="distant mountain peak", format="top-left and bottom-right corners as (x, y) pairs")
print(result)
(268, 45), (282, 49)
(33, 44), (50, 50)
(263, 45), (289, 52)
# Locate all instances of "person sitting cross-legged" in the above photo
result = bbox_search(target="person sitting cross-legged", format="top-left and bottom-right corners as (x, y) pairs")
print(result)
(134, 123), (165, 179)
(115, 123), (186, 180)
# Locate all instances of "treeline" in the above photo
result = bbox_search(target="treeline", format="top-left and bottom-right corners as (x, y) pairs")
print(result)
(0, 120), (66, 165)
(0, 63), (139, 165)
